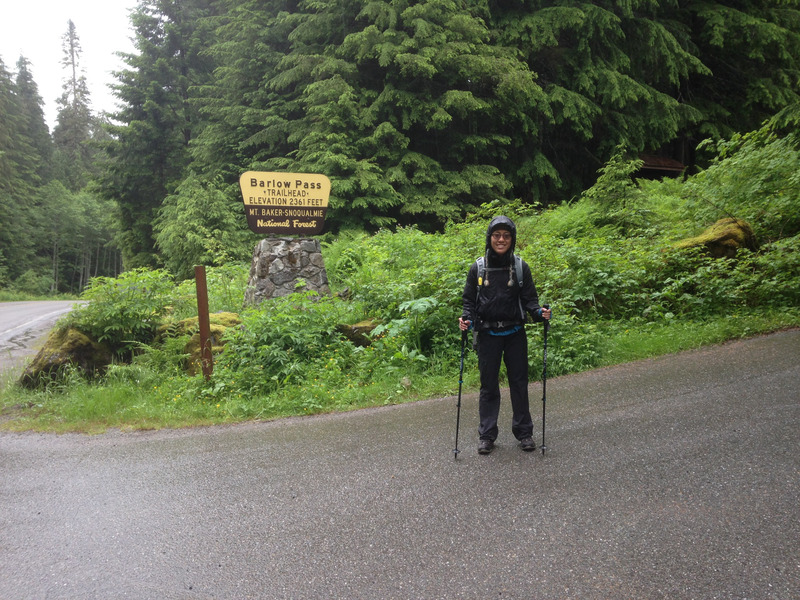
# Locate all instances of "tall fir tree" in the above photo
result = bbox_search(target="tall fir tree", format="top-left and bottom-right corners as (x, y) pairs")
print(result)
(488, 0), (710, 202)
(308, 0), (531, 228)
(99, 0), (220, 268)
(194, 0), (536, 230)
(14, 57), (54, 184)
(0, 57), (39, 283)
(190, 0), (301, 182)
(679, 0), (800, 139)
(52, 20), (97, 192)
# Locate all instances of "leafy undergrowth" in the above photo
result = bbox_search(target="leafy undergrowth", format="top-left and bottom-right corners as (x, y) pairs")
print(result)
(2, 311), (797, 434)
(2, 125), (799, 433)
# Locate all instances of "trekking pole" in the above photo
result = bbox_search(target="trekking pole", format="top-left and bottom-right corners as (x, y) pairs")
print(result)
(541, 305), (550, 455)
(453, 329), (468, 459)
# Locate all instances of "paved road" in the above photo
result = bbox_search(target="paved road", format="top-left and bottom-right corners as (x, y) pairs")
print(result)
(0, 300), (79, 383)
(1, 329), (798, 599)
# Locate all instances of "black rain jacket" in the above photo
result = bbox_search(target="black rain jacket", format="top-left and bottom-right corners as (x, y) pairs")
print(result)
(461, 216), (544, 330)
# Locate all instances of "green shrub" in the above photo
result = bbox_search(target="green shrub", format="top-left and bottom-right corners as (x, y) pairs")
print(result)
(63, 268), (176, 357)
(154, 175), (255, 280)
(735, 234), (800, 307)
(333, 225), (477, 353)
(171, 263), (250, 318)
(12, 270), (54, 295)
(686, 131), (800, 242)
(525, 313), (605, 380)
(211, 291), (358, 397)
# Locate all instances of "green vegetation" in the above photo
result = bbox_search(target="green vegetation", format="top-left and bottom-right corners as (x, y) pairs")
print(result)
(0, 291), (77, 303)
(3, 2), (799, 285)
(2, 123), (798, 433)
(2, 1), (799, 431)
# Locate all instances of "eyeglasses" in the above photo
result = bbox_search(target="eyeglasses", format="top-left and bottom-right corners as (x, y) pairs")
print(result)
(491, 232), (512, 241)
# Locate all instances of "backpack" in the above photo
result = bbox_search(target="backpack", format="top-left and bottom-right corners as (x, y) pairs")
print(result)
(476, 254), (523, 288)
(474, 254), (526, 327)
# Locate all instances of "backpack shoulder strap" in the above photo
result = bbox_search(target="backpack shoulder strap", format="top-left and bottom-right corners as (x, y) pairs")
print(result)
(476, 255), (521, 286)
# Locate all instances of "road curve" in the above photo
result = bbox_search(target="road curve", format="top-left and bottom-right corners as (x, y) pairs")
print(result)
(0, 300), (80, 381)
(1, 328), (798, 599)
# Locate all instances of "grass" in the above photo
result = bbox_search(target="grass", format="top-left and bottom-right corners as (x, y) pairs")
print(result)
(598, 309), (800, 366)
(2, 308), (797, 434)
(0, 291), (78, 302)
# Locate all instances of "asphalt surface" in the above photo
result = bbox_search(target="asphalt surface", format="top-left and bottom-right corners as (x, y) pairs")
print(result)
(1, 329), (798, 599)
(0, 300), (80, 384)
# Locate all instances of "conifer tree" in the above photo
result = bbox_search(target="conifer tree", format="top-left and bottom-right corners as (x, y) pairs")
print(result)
(52, 20), (97, 192)
(100, 0), (219, 268)
(195, 0), (534, 230)
(680, 0), (800, 139)
(307, 0), (530, 228)
(190, 0), (306, 181)
(14, 57), (53, 183)
(14, 57), (59, 290)
(0, 57), (38, 282)
(488, 0), (709, 201)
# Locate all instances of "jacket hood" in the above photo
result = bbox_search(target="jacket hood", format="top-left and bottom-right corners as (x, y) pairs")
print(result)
(485, 215), (517, 257)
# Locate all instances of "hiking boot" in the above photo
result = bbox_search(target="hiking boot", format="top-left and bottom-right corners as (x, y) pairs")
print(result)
(478, 439), (495, 455)
(520, 437), (536, 452)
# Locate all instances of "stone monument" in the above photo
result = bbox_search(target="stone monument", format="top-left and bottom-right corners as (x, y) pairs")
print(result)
(244, 237), (330, 305)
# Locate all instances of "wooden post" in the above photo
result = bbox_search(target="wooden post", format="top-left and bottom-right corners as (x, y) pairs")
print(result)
(194, 265), (213, 380)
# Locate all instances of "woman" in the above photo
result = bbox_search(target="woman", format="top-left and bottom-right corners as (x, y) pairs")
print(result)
(458, 216), (551, 454)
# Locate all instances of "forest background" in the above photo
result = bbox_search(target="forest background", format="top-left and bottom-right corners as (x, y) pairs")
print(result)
(0, 0), (799, 431)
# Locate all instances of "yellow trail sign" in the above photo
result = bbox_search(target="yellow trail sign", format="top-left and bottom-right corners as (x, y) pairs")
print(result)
(239, 171), (331, 235)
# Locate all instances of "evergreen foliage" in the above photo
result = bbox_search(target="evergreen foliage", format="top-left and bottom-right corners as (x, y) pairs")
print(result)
(1, 0), (800, 293)
(184, 0), (799, 242)
(14, 58), (53, 184)
(683, 0), (800, 138)
(0, 24), (121, 294)
(154, 175), (257, 279)
(0, 57), (38, 283)
(492, 0), (709, 200)
(52, 20), (98, 191)
(97, 0), (220, 269)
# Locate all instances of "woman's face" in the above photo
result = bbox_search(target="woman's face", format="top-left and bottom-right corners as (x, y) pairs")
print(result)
(490, 229), (512, 255)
